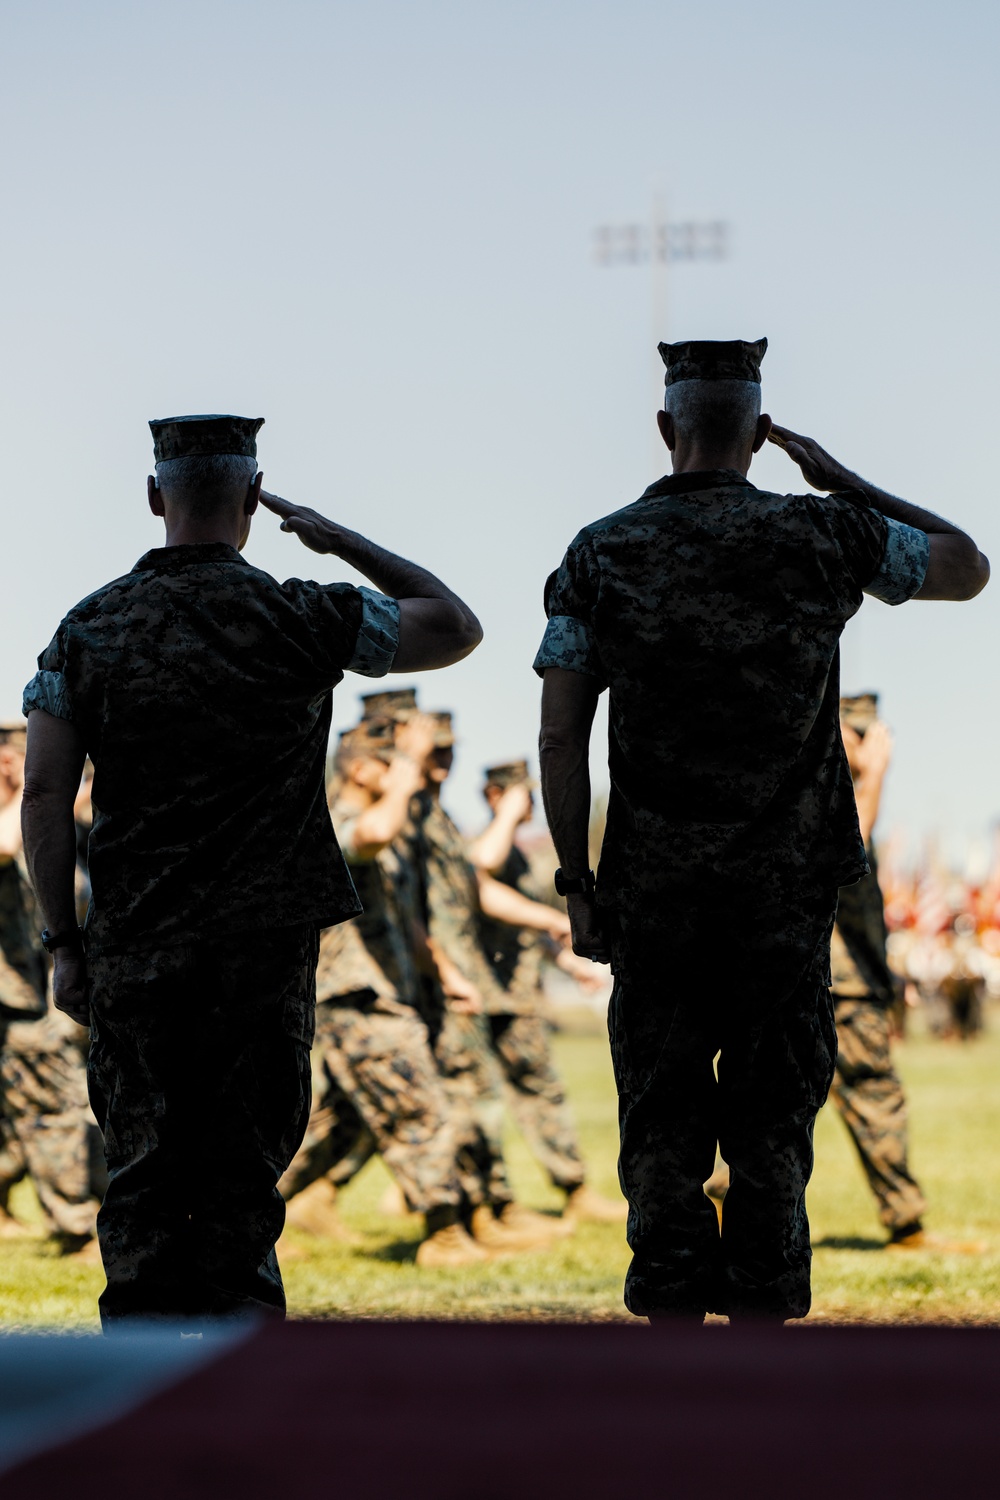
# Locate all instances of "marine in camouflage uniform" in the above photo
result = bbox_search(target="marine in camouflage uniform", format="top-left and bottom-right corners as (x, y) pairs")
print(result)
(279, 717), (490, 1267)
(474, 760), (625, 1224)
(534, 337), (954, 1320)
(373, 697), (560, 1249)
(22, 413), (412, 1325)
(830, 694), (927, 1241)
(0, 723), (104, 1247)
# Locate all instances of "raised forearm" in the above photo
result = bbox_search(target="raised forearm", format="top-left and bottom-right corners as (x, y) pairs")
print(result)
(839, 476), (965, 538)
(350, 762), (423, 855)
(468, 808), (520, 873)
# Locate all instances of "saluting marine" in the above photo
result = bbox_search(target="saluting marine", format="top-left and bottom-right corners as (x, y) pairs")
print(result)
(368, 695), (563, 1252)
(0, 721), (103, 1251)
(21, 413), (481, 1325)
(536, 336), (988, 1322)
(280, 713), (491, 1268)
(469, 759), (625, 1225)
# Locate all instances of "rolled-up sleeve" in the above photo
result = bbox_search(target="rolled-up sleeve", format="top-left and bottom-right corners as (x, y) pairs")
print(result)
(532, 533), (605, 684)
(864, 518), (931, 605)
(22, 668), (74, 721)
(346, 588), (400, 678)
(533, 615), (602, 677)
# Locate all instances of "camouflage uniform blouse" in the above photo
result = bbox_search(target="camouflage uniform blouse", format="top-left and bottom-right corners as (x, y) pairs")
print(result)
(23, 544), (400, 955)
(479, 846), (548, 1016)
(314, 801), (422, 1015)
(414, 793), (509, 1015)
(534, 471), (929, 919)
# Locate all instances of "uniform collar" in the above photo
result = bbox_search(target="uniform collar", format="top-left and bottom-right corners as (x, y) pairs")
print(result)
(641, 469), (757, 499)
(132, 543), (248, 573)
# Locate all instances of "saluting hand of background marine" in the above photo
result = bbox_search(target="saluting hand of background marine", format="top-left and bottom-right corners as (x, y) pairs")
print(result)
(393, 714), (439, 772)
(842, 719), (894, 780)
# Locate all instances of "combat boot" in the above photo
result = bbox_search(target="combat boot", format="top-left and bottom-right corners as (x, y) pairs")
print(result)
(284, 1178), (363, 1244)
(886, 1225), (987, 1254)
(378, 1180), (419, 1219)
(416, 1207), (491, 1268)
(470, 1203), (557, 1252)
(562, 1183), (628, 1225)
(0, 1205), (34, 1239)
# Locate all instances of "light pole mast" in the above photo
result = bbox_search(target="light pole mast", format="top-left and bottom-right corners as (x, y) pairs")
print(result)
(593, 200), (729, 465)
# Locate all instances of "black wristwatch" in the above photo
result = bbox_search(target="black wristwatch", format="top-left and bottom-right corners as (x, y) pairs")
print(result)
(554, 868), (596, 897)
(40, 927), (85, 955)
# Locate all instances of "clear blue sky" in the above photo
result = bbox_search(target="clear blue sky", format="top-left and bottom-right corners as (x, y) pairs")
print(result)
(1, 0), (997, 854)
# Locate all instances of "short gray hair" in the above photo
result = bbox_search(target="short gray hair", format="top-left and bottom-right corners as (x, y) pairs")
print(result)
(154, 454), (258, 519)
(664, 378), (761, 451)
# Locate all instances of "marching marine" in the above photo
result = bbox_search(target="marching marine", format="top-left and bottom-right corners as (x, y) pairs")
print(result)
(469, 759), (625, 1225)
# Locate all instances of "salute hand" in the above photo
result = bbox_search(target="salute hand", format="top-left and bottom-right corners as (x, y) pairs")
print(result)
(767, 425), (860, 494)
(259, 491), (341, 554)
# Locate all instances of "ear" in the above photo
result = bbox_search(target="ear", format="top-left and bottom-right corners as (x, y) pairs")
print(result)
(752, 413), (772, 454)
(656, 409), (675, 450)
(245, 471), (263, 516)
(147, 475), (165, 517)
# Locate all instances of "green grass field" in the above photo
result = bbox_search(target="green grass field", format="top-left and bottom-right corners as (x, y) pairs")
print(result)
(1, 1013), (998, 1330)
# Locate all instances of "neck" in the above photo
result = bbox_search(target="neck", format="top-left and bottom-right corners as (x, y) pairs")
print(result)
(161, 511), (246, 549)
(669, 443), (751, 477)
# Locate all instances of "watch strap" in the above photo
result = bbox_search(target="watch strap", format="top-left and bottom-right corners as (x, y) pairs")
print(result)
(40, 927), (85, 954)
(554, 867), (596, 897)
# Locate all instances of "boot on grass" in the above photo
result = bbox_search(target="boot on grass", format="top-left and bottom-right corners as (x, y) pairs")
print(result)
(470, 1203), (557, 1252)
(562, 1183), (628, 1225)
(284, 1178), (363, 1244)
(416, 1207), (491, 1268)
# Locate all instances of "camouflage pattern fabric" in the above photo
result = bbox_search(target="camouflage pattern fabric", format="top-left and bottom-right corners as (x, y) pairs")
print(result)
(478, 846), (547, 1017)
(430, 1006), (511, 1209)
(0, 857), (100, 1237)
(148, 413), (264, 463)
(23, 544), (401, 955)
(410, 795), (515, 1205)
(2, 1011), (105, 1239)
(489, 1014), (585, 1192)
(281, 997), (463, 1214)
(87, 925), (318, 1326)
(314, 802), (422, 1012)
(829, 998), (926, 1234)
(481, 846), (586, 1190)
(534, 469), (897, 1009)
(415, 793), (509, 1015)
(0, 861), (46, 1022)
(609, 913), (837, 1321)
(658, 337), (767, 386)
(833, 859), (896, 1007)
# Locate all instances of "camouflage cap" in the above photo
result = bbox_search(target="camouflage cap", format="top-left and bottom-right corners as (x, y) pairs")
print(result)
(840, 692), (879, 735)
(658, 338), (767, 387)
(149, 414), (264, 464)
(336, 717), (396, 768)
(428, 711), (455, 749)
(360, 688), (418, 722)
(0, 721), (27, 754)
(484, 759), (537, 792)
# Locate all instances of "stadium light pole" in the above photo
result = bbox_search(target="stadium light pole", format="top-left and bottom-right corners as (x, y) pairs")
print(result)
(593, 196), (729, 464)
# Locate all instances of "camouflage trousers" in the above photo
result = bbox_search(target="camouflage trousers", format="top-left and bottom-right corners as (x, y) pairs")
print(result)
(0, 1013), (105, 1239)
(88, 926), (317, 1327)
(431, 1007), (512, 1208)
(609, 913), (837, 1321)
(280, 998), (464, 1214)
(829, 997), (927, 1234)
(488, 1013), (585, 1193)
